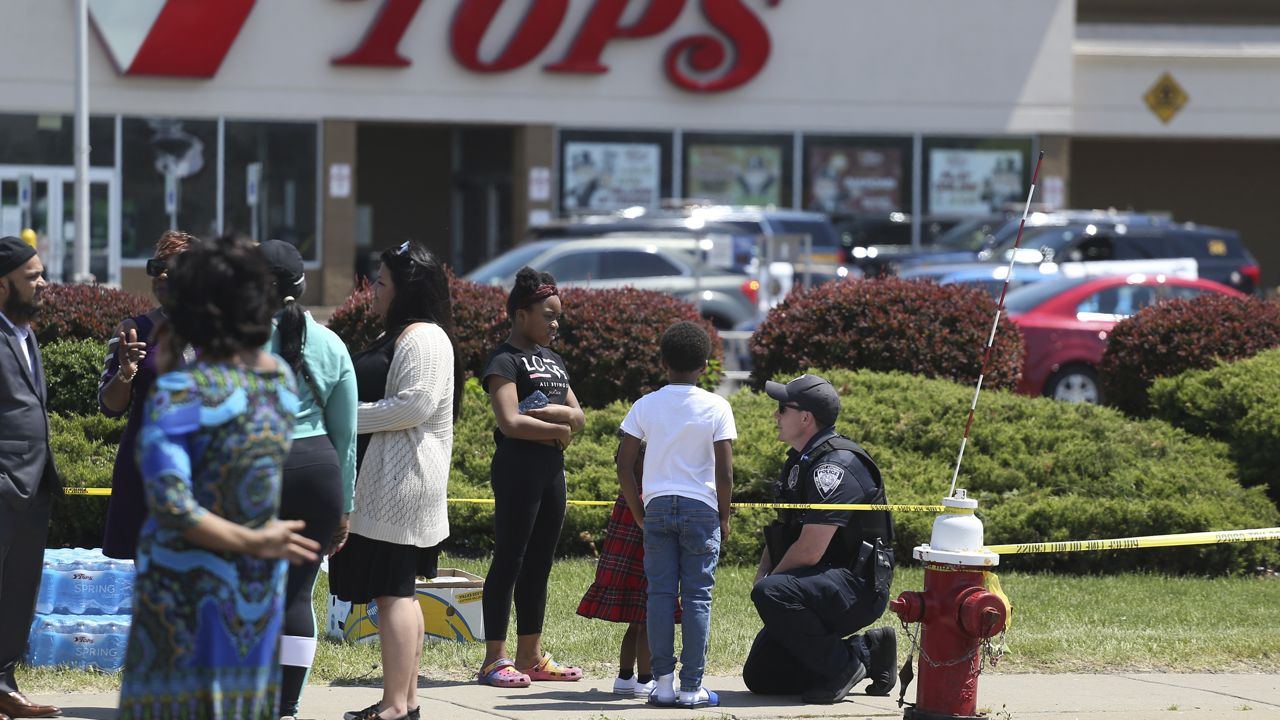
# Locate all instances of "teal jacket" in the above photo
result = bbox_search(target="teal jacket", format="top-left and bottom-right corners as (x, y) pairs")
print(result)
(267, 311), (358, 512)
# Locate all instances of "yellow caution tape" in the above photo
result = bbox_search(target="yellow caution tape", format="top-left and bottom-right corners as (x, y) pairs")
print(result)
(62, 488), (948, 512)
(984, 570), (1013, 630)
(985, 527), (1280, 555)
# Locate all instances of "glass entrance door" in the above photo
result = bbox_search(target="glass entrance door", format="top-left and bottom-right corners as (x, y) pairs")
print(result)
(0, 165), (120, 285)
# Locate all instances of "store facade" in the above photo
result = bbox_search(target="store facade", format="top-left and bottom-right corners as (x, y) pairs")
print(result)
(1, 0), (1271, 302)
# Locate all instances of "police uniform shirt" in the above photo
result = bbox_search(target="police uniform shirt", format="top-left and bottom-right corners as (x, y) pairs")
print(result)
(774, 428), (877, 568)
(482, 342), (571, 444)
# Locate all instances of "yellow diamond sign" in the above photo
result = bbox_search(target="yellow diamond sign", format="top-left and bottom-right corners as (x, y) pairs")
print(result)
(1144, 72), (1188, 124)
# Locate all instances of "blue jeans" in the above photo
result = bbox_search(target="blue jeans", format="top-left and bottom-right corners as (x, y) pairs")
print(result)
(642, 494), (722, 691)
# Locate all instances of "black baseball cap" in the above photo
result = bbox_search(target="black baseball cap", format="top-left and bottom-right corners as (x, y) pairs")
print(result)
(0, 236), (37, 277)
(765, 374), (840, 427)
(258, 239), (305, 292)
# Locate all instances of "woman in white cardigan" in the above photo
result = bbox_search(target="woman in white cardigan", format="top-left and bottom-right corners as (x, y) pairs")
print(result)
(329, 241), (463, 720)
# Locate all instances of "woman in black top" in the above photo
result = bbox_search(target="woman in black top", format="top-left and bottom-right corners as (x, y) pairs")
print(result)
(477, 267), (586, 687)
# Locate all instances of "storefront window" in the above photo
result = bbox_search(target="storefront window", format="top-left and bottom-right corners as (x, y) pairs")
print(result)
(682, 133), (793, 207)
(121, 117), (218, 258)
(558, 129), (673, 214)
(0, 113), (115, 167)
(224, 121), (319, 260)
(802, 136), (912, 216)
(922, 137), (1033, 218)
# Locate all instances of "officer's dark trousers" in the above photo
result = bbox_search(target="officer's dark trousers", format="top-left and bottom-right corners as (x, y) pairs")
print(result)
(744, 564), (887, 695)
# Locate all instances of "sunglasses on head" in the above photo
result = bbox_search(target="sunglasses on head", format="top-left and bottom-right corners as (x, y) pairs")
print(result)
(145, 258), (167, 277)
(394, 241), (412, 256)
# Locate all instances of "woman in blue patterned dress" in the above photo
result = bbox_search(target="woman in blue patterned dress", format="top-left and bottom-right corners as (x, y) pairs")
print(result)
(118, 236), (321, 720)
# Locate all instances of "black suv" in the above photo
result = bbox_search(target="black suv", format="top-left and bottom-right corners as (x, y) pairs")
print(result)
(994, 221), (1261, 294)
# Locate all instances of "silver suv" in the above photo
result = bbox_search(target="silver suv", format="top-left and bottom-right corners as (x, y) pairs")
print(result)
(464, 235), (758, 329)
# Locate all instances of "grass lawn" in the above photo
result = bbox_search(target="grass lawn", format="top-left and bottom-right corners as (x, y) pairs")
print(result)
(18, 555), (1280, 694)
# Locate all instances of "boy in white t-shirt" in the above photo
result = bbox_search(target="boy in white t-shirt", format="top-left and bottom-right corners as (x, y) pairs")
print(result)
(617, 321), (736, 708)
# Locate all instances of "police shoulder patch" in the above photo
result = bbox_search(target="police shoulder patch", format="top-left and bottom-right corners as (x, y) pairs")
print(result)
(812, 463), (845, 499)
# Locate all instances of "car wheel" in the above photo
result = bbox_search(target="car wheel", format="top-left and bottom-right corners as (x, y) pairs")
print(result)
(1045, 365), (1102, 404)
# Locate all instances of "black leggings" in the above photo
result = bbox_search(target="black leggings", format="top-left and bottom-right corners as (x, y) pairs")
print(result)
(277, 435), (344, 717)
(482, 440), (566, 641)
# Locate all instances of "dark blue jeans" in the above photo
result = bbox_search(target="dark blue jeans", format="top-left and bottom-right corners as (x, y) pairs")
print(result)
(643, 494), (721, 692)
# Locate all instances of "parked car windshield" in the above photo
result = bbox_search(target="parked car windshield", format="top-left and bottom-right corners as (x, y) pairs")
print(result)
(934, 217), (1004, 252)
(1003, 276), (1093, 314)
(464, 241), (557, 286)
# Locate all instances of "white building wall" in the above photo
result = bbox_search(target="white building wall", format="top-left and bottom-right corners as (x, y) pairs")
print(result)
(0, 0), (1073, 134)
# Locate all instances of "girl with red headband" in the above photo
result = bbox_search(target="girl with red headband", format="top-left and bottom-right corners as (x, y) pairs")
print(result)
(477, 266), (586, 688)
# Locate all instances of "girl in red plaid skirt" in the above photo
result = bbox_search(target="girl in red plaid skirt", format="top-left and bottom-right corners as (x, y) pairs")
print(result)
(577, 443), (679, 697)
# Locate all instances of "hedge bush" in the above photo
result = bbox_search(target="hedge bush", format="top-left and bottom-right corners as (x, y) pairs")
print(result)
(749, 278), (1023, 391)
(328, 280), (722, 406)
(1100, 294), (1280, 417)
(42, 339), (107, 416)
(52, 371), (1276, 575)
(439, 370), (1278, 574)
(34, 284), (150, 345)
(1150, 348), (1280, 500)
(47, 413), (125, 549)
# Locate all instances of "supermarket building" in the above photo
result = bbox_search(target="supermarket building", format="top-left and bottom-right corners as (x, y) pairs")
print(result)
(1, 0), (1278, 304)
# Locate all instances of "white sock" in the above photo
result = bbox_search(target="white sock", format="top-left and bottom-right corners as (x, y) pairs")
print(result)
(679, 686), (709, 704)
(652, 673), (676, 700)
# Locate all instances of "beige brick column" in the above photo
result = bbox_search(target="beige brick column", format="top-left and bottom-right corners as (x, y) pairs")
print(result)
(319, 119), (358, 307)
(512, 124), (557, 242)
(1038, 134), (1071, 209)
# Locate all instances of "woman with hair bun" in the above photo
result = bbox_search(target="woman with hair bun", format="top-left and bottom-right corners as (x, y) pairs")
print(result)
(477, 266), (586, 688)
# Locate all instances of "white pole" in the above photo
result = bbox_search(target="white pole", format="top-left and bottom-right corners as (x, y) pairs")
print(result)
(73, 0), (92, 282)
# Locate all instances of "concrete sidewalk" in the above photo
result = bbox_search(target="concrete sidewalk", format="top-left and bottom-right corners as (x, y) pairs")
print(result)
(43, 673), (1280, 720)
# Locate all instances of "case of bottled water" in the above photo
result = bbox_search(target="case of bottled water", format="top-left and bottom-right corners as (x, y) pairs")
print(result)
(26, 548), (134, 672)
(26, 615), (130, 672)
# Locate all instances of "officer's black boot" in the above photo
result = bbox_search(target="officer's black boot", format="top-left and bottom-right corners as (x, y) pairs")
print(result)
(863, 626), (898, 696)
(800, 657), (866, 704)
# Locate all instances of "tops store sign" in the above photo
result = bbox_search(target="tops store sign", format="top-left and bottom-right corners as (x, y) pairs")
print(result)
(88, 0), (781, 93)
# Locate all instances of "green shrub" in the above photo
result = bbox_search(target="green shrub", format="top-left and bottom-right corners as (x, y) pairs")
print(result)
(42, 339), (107, 416)
(34, 283), (151, 345)
(47, 413), (126, 548)
(749, 278), (1023, 391)
(442, 371), (1278, 574)
(1149, 348), (1280, 500)
(1100, 294), (1280, 417)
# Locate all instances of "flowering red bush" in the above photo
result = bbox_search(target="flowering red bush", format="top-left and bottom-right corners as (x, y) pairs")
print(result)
(34, 284), (151, 345)
(555, 287), (723, 406)
(325, 278), (381, 354)
(1100, 294), (1280, 416)
(449, 278), (508, 378)
(749, 277), (1023, 390)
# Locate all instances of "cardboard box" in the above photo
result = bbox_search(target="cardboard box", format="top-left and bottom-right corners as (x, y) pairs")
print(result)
(327, 568), (485, 643)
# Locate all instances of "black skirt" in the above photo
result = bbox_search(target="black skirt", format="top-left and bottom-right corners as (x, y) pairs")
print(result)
(327, 532), (418, 604)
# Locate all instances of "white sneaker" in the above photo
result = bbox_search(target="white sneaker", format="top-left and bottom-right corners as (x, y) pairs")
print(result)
(647, 673), (677, 706)
(612, 676), (636, 695)
(633, 678), (656, 699)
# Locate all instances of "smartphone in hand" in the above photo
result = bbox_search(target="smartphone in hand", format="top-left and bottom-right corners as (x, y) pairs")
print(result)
(518, 390), (550, 414)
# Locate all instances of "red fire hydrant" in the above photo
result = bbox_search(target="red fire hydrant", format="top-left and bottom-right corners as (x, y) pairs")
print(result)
(890, 491), (1008, 719)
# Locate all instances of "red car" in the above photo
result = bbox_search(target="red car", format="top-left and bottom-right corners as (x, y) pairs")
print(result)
(1005, 274), (1246, 403)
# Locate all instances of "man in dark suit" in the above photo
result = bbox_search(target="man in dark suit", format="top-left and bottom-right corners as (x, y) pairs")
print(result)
(0, 236), (61, 719)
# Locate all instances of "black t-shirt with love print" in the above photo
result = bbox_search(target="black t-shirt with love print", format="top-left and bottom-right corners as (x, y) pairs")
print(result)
(482, 342), (571, 445)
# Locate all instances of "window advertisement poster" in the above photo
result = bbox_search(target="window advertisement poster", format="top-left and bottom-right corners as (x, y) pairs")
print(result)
(928, 148), (1025, 215)
(561, 141), (661, 211)
(686, 144), (783, 206)
(807, 145), (903, 214)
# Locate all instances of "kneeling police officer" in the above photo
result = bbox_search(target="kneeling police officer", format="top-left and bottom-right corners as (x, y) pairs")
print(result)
(744, 374), (897, 704)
